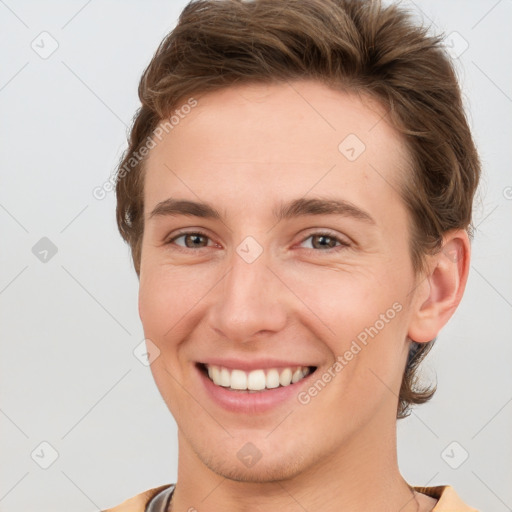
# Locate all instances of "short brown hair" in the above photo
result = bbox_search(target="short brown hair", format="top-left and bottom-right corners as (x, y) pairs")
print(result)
(115, 0), (480, 419)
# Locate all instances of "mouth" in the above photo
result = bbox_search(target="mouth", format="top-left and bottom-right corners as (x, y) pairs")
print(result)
(196, 362), (318, 393)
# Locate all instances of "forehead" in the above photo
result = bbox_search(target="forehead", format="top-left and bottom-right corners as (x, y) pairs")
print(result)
(143, 80), (410, 221)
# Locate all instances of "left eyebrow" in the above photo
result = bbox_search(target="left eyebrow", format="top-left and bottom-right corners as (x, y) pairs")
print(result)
(148, 196), (375, 225)
(273, 197), (376, 225)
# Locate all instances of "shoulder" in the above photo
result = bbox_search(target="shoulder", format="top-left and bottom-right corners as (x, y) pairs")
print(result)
(413, 485), (479, 512)
(101, 484), (174, 512)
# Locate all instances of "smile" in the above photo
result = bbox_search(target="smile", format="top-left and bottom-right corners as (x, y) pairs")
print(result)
(202, 364), (315, 392)
(196, 360), (319, 413)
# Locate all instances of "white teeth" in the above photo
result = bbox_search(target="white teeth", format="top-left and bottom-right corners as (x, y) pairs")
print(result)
(265, 369), (280, 389)
(230, 369), (247, 390)
(220, 367), (230, 387)
(291, 368), (303, 383)
(204, 364), (313, 391)
(211, 365), (220, 383)
(279, 368), (292, 386)
(247, 369), (266, 390)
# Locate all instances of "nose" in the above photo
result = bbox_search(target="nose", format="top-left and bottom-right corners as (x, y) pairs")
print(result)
(206, 245), (289, 344)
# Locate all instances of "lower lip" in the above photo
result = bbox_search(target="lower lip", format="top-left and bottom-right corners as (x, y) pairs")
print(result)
(196, 365), (316, 414)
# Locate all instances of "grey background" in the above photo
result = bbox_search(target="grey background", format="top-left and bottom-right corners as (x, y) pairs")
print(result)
(0, 1), (511, 511)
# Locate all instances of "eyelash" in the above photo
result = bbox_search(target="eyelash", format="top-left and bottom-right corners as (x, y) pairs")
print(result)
(165, 229), (350, 253)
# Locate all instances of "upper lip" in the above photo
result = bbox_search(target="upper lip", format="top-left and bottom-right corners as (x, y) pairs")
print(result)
(198, 358), (318, 372)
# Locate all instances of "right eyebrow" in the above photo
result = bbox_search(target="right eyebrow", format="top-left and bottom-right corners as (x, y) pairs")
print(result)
(148, 198), (223, 220)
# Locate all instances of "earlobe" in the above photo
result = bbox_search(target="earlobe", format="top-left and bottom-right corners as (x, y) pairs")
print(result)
(407, 230), (471, 344)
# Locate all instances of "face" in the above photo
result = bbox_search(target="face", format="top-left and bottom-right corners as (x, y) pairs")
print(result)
(139, 80), (422, 482)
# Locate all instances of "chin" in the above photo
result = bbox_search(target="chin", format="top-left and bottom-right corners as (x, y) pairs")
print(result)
(193, 443), (309, 484)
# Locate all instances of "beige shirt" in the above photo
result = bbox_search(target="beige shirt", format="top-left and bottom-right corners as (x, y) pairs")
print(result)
(102, 484), (480, 511)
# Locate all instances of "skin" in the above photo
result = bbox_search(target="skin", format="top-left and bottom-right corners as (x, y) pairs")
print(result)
(138, 80), (470, 511)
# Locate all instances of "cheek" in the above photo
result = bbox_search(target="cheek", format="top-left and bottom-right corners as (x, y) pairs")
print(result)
(286, 264), (408, 392)
(138, 273), (166, 333)
(283, 261), (396, 334)
(138, 263), (218, 341)
(138, 266), (183, 350)
(334, 304), (408, 414)
(138, 268), (194, 404)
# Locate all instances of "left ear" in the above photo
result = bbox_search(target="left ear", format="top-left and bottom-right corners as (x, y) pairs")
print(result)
(407, 229), (471, 344)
